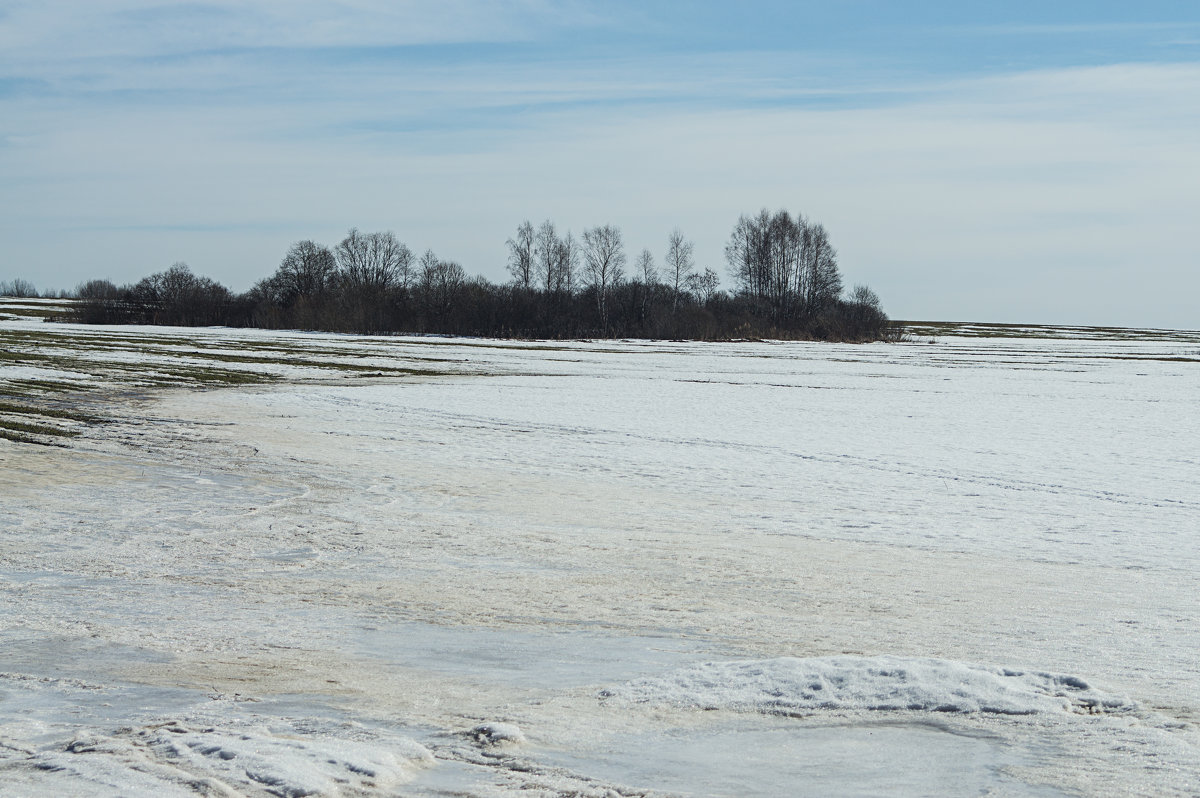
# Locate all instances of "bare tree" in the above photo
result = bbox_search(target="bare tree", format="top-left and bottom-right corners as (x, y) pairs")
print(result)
(846, 283), (888, 339)
(686, 268), (721, 304)
(277, 240), (338, 301)
(767, 210), (800, 313)
(417, 249), (440, 285)
(664, 228), (694, 312)
(725, 208), (772, 301)
(636, 248), (657, 285)
(0, 278), (39, 298)
(535, 220), (559, 292)
(506, 220), (535, 290)
(394, 243), (416, 291)
(335, 228), (410, 292)
(726, 209), (843, 321)
(849, 283), (880, 309)
(420, 257), (466, 316)
(581, 224), (625, 334)
(799, 222), (842, 314)
(633, 247), (657, 324)
(132, 262), (232, 326)
(77, 279), (118, 300)
(74, 279), (121, 324)
(556, 230), (579, 294)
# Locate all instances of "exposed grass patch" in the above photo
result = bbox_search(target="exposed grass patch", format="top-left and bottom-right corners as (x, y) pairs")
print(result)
(899, 320), (1200, 343)
(0, 400), (102, 423)
(0, 428), (47, 445)
(2, 327), (473, 381)
(149, 364), (279, 386)
(0, 349), (39, 363)
(1, 379), (77, 396)
(0, 417), (78, 438)
(351, 366), (461, 378)
(0, 306), (68, 319)
(162, 347), (428, 373)
(1092, 355), (1199, 364)
(0, 323), (509, 450)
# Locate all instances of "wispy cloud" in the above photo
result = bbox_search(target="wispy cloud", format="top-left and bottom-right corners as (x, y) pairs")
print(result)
(2, 2), (1199, 326)
(0, 0), (606, 59)
(945, 21), (1200, 36)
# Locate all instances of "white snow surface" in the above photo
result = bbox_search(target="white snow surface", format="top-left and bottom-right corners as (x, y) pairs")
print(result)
(2, 307), (1199, 797)
(470, 722), (527, 747)
(606, 655), (1135, 716)
(32, 723), (433, 798)
(0, 673), (434, 798)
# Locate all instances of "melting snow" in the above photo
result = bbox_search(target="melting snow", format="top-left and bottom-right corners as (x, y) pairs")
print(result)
(605, 656), (1136, 716)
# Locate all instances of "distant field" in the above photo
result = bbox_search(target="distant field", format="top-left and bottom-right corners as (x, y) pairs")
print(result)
(3, 298), (1196, 446)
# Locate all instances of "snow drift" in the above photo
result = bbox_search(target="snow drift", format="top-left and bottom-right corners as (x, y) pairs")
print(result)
(603, 656), (1135, 716)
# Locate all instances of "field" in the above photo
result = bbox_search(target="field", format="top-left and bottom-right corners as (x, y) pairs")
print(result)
(1, 299), (1198, 797)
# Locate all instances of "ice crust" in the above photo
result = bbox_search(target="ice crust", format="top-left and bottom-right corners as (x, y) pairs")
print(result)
(606, 656), (1136, 716)
(18, 721), (433, 797)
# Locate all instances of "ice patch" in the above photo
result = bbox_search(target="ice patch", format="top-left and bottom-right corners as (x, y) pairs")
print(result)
(603, 656), (1135, 716)
(13, 722), (434, 798)
(540, 719), (1067, 798)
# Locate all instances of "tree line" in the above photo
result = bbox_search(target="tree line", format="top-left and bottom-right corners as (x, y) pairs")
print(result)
(42, 210), (894, 341)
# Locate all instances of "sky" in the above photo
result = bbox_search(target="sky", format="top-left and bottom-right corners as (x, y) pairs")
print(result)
(1, 0), (1198, 327)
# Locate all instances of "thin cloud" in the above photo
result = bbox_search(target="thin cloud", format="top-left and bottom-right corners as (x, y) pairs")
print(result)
(0, 0), (606, 61)
(945, 21), (1200, 36)
(3, 3), (1199, 326)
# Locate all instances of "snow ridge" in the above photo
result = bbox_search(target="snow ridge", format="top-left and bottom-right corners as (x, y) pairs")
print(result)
(604, 656), (1135, 716)
(28, 722), (434, 797)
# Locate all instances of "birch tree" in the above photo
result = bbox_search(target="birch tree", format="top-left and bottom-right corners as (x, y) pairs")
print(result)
(506, 220), (535, 290)
(582, 224), (625, 334)
(664, 228), (694, 312)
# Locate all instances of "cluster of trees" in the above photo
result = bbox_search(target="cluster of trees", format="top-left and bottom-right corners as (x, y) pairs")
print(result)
(76, 263), (235, 326)
(727, 209), (843, 320)
(0, 278), (67, 299)
(501, 220), (727, 336)
(58, 210), (892, 341)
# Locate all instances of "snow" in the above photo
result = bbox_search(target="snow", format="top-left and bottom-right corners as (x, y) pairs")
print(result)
(32, 724), (433, 798)
(0, 365), (88, 383)
(2, 304), (1199, 796)
(470, 723), (526, 747)
(0, 673), (434, 797)
(604, 656), (1135, 716)
(539, 719), (1065, 798)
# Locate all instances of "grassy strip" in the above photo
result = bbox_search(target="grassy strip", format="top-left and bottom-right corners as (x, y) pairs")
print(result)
(0, 428), (47, 445)
(1091, 355), (1199, 363)
(2, 379), (77, 396)
(2, 329), (466, 378)
(0, 417), (79, 438)
(0, 400), (101, 423)
(149, 365), (279, 386)
(0, 349), (38, 363)
(900, 321), (1200, 343)
(0, 325), (473, 448)
(0, 306), (68, 319)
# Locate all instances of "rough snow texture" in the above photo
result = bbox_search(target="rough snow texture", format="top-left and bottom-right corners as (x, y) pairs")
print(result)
(606, 656), (1136, 716)
(37, 724), (433, 798)
(471, 723), (527, 747)
(2, 302), (1199, 797)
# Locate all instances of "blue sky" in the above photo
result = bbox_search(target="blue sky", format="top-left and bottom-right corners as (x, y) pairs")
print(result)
(2, 1), (1199, 326)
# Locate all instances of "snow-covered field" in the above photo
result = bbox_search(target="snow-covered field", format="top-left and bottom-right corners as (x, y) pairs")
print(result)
(2, 301), (1198, 796)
